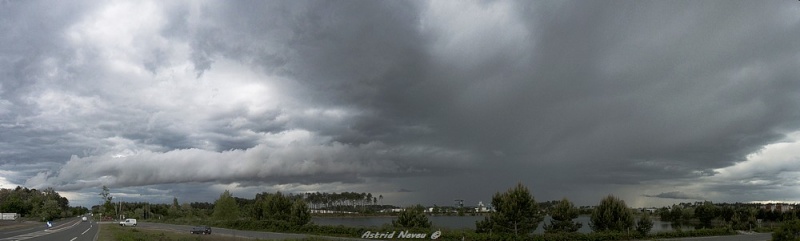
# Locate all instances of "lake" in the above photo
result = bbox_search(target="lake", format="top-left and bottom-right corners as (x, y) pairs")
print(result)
(312, 215), (686, 234)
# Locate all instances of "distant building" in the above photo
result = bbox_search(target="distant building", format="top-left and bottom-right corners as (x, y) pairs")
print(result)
(474, 201), (493, 213)
(762, 203), (794, 213)
(310, 209), (355, 214)
(379, 208), (405, 213)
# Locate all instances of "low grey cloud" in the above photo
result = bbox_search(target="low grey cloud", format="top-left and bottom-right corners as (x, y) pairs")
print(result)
(644, 191), (704, 201)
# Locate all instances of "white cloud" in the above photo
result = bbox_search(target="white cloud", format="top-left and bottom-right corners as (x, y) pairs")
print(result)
(0, 170), (20, 189)
(24, 129), (472, 191)
(713, 132), (800, 180)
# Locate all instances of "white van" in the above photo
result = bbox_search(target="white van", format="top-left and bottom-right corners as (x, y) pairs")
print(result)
(119, 218), (137, 227)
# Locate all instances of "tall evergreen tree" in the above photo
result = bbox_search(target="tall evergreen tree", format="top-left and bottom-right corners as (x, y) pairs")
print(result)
(544, 198), (582, 233)
(590, 195), (634, 232)
(475, 182), (543, 236)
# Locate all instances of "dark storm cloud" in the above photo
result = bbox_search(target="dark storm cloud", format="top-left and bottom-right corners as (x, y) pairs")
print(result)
(1, 0), (800, 207)
(644, 191), (704, 200)
(422, 1), (800, 187)
(185, 1), (433, 144)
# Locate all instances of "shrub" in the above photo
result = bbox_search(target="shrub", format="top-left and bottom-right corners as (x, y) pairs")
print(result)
(392, 205), (432, 228)
(635, 212), (653, 236)
(773, 219), (800, 241)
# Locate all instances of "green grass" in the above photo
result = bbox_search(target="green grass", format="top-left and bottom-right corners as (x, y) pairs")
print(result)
(0, 221), (39, 231)
(98, 223), (263, 241)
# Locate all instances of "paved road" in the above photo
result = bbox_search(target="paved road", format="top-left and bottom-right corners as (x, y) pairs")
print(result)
(0, 218), (98, 241)
(0, 222), (46, 240)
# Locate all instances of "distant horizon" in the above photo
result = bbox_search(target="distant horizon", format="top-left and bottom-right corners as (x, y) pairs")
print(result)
(30, 186), (800, 210)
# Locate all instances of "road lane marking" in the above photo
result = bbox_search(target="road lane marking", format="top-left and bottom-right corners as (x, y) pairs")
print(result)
(70, 237), (77, 241)
(82, 227), (91, 235)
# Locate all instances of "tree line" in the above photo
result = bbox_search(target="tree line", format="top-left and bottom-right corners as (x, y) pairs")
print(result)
(389, 183), (654, 237)
(303, 191), (386, 213)
(656, 201), (800, 231)
(94, 188), (311, 226)
(0, 186), (88, 221)
(388, 183), (800, 241)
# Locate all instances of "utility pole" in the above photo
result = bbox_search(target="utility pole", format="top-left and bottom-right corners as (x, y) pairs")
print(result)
(454, 199), (464, 208)
(454, 199), (464, 216)
(118, 198), (123, 220)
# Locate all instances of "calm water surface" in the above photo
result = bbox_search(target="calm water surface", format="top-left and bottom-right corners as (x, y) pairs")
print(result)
(313, 215), (687, 234)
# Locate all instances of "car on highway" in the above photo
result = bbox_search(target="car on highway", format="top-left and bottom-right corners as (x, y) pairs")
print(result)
(81, 216), (88, 222)
(119, 218), (137, 227)
(190, 226), (212, 235)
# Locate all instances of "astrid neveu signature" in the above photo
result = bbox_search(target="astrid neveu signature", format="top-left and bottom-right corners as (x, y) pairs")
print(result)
(361, 230), (442, 239)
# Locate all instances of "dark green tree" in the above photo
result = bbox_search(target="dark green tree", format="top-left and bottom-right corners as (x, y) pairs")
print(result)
(719, 206), (734, 223)
(212, 190), (240, 221)
(0, 194), (25, 214)
(475, 182), (543, 236)
(670, 205), (684, 223)
(590, 195), (634, 232)
(99, 186), (114, 218)
(39, 199), (61, 221)
(731, 207), (756, 230)
(290, 199), (311, 226)
(392, 204), (431, 228)
(636, 211), (654, 236)
(773, 219), (800, 241)
(261, 192), (292, 221)
(694, 201), (718, 228)
(543, 198), (582, 233)
(167, 198), (182, 218)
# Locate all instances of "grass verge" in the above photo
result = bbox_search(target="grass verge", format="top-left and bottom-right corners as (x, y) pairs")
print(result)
(0, 221), (39, 231)
(98, 223), (263, 241)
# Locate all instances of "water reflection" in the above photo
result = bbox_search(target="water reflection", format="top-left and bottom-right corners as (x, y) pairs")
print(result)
(312, 215), (691, 234)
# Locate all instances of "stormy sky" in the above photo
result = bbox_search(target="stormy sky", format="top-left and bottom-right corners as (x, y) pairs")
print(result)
(1, 0), (800, 208)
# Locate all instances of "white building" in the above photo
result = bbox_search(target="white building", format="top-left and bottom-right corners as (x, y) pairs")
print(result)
(475, 201), (493, 212)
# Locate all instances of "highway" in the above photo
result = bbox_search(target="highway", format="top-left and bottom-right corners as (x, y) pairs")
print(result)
(0, 218), (98, 241)
(0, 222), (45, 240)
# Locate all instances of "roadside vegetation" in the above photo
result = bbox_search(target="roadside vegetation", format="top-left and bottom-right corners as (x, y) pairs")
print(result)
(5, 183), (796, 240)
(0, 186), (88, 221)
(773, 219), (800, 241)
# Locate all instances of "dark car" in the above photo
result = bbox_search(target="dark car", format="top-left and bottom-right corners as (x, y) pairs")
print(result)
(190, 226), (212, 235)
